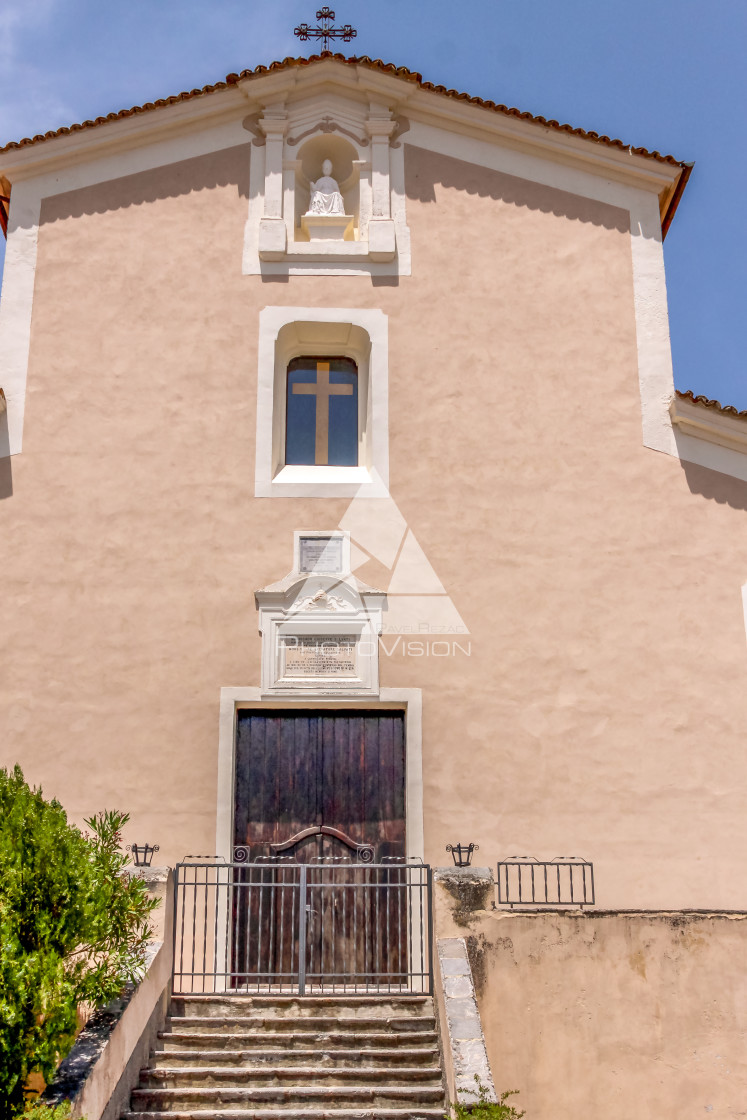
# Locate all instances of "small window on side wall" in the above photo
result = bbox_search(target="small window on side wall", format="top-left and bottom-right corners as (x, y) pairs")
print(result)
(286, 356), (358, 467)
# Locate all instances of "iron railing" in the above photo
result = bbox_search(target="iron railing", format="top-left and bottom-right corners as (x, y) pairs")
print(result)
(496, 857), (595, 908)
(173, 858), (433, 995)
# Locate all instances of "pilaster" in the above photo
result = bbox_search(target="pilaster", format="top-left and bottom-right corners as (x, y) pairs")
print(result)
(258, 112), (288, 260)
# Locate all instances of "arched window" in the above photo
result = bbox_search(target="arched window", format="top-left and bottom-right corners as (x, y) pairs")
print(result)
(285, 356), (358, 467)
(254, 308), (389, 498)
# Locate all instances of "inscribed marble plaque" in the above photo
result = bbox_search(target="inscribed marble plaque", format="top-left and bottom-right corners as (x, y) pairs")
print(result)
(299, 536), (343, 574)
(283, 635), (357, 677)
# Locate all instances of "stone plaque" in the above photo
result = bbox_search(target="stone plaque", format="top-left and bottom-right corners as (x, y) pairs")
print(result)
(299, 535), (343, 574)
(283, 635), (357, 677)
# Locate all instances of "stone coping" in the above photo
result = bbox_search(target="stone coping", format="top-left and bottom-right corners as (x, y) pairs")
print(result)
(437, 936), (496, 1107)
(45, 870), (174, 1120)
(45, 984), (139, 1106)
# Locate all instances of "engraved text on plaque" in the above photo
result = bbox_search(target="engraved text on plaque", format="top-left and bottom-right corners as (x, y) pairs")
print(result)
(299, 536), (343, 574)
(283, 635), (357, 677)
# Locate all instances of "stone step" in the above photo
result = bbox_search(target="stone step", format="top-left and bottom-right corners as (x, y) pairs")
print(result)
(127, 995), (445, 1118)
(158, 1030), (438, 1051)
(122, 1110), (446, 1119)
(150, 1047), (440, 1069)
(129, 1085), (445, 1111)
(165, 1015), (435, 1035)
(170, 996), (432, 1021)
(139, 1066), (442, 1090)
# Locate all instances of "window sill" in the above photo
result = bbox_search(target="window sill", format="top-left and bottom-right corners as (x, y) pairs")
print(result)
(256, 464), (389, 499)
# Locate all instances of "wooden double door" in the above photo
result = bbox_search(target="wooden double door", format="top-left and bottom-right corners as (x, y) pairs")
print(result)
(232, 710), (407, 989)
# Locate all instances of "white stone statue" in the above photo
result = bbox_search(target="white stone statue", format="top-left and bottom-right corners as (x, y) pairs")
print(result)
(306, 160), (345, 215)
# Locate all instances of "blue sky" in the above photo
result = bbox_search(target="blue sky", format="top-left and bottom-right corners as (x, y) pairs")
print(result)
(1, 0), (745, 406)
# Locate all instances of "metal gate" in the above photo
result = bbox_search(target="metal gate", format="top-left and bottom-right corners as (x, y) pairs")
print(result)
(172, 858), (433, 995)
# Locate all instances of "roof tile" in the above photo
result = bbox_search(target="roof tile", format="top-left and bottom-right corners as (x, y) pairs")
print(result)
(0, 52), (689, 170)
(675, 389), (747, 420)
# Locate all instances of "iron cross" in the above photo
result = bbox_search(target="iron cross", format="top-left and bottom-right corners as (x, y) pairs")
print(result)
(292, 361), (353, 464)
(294, 8), (357, 52)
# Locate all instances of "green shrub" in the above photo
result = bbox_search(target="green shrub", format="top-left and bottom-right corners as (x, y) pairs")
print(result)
(22, 1102), (73, 1119)
(0, 765), (158, 1115)
(447, 1078), (525, 1119)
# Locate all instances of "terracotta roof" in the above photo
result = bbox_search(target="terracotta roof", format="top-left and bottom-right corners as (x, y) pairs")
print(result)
(0, 53), (692, 237)
(0, 52), (688, 170)
(675, 389), (747, 420)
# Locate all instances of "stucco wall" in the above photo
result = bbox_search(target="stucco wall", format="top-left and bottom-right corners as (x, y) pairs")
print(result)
(443, 902), (747, 1120)
(1, 137), (746, 905)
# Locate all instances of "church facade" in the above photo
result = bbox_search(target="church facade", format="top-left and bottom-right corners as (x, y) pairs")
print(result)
(1, 53), (747, 1115)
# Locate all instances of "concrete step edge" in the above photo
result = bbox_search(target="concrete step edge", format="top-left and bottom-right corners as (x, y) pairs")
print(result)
(148, 1048), (439, 1057)
(122, 1110), (446, 1119)
(162, 1021), (432, 1025)
(171, 996), (433, 1004)
(130, 1086), (444, 1099)
(140, 1066), (442, 1079)
(158, 1031), (438, 1040)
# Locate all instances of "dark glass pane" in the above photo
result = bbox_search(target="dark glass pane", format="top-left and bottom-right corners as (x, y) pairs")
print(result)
(286, 356), (358, 467)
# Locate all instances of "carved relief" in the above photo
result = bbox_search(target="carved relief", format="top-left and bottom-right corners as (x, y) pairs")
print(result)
(287, 117), (369, 148)
(290, 589), (351, 613)
(241, 112), (266, 146)
(390, 114), (411, 149)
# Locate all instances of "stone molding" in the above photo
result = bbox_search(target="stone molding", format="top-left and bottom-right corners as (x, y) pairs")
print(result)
(669, 393), (747, 456)
(437, 936), (497, 1107)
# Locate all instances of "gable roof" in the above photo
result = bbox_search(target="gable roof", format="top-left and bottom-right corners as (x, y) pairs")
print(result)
(0, 53), (692, 236)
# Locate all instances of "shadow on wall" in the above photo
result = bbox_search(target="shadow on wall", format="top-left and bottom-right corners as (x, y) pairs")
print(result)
(0, 419), (11, 500)
(39, 145), (250, 226)
(679, 457), (747, 513)
(404, 143), (630, 234)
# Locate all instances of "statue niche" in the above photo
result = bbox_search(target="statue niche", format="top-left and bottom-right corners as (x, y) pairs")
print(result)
(300, 156), (355, 243)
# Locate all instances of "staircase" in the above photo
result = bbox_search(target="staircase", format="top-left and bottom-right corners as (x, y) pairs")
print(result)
(122, 993), (447, 1119)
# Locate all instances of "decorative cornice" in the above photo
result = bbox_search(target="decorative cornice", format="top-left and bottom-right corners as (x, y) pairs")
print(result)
(670, 391), (747, 456)
(365, 118), (397, 139)
(1, 54), (686, 166)
(287, 116), (369, 147)
(259, 116), (289, 138)
(0, 54), (690, 234)
(241, 112), (266, 146)
(390, 115), (411, 149)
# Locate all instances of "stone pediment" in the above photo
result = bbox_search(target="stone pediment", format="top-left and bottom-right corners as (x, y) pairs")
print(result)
(255, 572), (385, 612)
(255, 532), (385, 695)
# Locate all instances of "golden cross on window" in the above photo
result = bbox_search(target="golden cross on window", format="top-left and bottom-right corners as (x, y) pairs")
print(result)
(292, 360), (354, 465)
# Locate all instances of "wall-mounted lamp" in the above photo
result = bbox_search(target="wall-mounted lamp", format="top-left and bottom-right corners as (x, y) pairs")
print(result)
(446, 843), (479, 868)
(127, 843), (160, 868)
